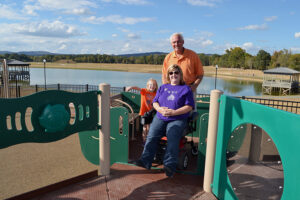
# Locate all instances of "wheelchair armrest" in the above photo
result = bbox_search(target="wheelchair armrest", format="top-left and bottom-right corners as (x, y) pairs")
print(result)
(182, 112), (199, 136)
(188, 112), (199, 123)
(141, 109), (156, 125)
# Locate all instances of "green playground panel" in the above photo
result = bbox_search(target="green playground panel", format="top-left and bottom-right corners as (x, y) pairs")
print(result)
(212, 95), (300, 200)
(0, 90), (98, 149)
(121, 92), (141, 113)
(78, 107), (129, 165)
(195, 99), (247, 176)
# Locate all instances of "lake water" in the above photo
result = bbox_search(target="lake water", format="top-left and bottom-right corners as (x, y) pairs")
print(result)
(30, 68), (262, 96)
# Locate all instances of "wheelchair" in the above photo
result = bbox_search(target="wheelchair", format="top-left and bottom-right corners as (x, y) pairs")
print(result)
(141, 110), (199, 170)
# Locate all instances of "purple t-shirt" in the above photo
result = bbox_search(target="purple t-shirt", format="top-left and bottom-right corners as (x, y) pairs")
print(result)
(153, 84), (194, 121)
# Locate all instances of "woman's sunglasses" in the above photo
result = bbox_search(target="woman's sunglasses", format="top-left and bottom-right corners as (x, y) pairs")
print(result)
(169, 71), (179, 75)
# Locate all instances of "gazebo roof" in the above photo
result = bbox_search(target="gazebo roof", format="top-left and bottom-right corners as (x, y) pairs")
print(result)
(263, 67), (300, 75)
(7, 59), (30, 66)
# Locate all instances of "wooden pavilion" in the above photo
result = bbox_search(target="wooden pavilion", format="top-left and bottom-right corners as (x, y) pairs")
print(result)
(262, 67), (300, 95)
(0, 59), (30, 84)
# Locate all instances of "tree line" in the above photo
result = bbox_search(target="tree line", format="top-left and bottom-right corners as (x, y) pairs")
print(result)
(1, 48), (300, 71)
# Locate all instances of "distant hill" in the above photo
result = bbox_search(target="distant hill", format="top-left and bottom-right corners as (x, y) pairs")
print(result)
(117, 52), (167, 57)
(0, 51), (210, 57)
(0, 51), (58, 56)
(0, 51), (167, 57)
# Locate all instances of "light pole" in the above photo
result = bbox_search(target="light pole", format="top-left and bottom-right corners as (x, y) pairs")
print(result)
(214, 65), (218, 89)
(43, 59), (46, 90)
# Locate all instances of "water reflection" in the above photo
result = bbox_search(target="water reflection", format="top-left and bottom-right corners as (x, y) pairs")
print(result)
(30, 68), (262, 96)
(222, 79), (261, 96)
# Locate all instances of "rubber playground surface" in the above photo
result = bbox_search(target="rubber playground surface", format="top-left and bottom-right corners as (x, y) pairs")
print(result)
(1, 131), (283, 200)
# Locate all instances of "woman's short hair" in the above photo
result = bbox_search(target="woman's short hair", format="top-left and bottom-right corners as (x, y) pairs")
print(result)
(166, 64), (185, 85)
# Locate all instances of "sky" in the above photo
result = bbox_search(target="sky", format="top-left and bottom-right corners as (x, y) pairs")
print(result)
(0, 0), (299, 55)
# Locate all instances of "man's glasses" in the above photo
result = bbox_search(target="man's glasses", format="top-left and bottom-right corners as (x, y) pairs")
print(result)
(169, 71), (179, 75)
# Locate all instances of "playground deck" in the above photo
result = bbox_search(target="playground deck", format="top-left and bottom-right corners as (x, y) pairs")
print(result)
(25, 157), (283, 200)
(32, 163), (216, 200)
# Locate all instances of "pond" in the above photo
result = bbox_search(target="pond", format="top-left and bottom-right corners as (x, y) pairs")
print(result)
(29, 68), (262, 96)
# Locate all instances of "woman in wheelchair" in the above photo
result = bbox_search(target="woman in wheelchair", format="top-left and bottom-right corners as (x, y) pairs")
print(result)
(134, 64), (194, 177)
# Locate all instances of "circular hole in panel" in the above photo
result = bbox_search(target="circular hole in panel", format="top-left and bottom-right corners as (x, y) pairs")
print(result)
(227, 123), (283, 200)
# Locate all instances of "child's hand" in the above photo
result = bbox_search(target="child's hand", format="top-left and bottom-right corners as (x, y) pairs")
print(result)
(125, 86), (132, 91)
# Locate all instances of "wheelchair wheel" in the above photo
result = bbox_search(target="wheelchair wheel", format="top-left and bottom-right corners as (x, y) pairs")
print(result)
(177, 151), (188, 170)
(191, 146), (198, 156)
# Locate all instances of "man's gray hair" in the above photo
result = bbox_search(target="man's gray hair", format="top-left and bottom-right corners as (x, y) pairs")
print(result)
(169, 32), (184, 43)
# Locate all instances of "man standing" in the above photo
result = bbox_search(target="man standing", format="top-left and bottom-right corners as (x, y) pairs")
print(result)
(162, 33), (204, 92)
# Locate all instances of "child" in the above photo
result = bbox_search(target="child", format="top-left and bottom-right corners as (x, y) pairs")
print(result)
(126, 78), (158, 143)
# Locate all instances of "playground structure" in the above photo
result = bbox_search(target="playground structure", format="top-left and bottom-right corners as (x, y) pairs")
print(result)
(1, 84), (300, 199)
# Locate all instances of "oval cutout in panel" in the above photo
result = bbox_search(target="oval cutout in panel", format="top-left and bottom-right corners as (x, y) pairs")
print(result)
(15, 112), (22, 131)
(86, 106), (90, 118)
(6, 115), (12, 130)
(78, 104), (83, 121)
(119, 116), (123, 134)
(25, 107), (34, 132)
(69, 102), (76, 125)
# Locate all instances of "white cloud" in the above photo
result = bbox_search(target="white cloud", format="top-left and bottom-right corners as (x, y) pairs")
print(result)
(58, 44), (67, 50)
(10, 21), (84, 38)
(185, 37), (214, 49)
(242, 42), (254, 49)
(295, 32), (300, 38)
(64, 8), (92, 15)
(101, 0), (150, 5)
(0, 4), (25, 20)
(127, 33), (141, 39)
(23, 4), (40, 16)
(200, 31), (214, 37)
(186, 0), (221, 7)
(83, 15), (154, 25)
(117, 28), (130, 33)
(237, 23), (268, 31)
(202, 39), (213, 46)
(242, 42), (259, 53)
(117, 0), (149, 5)
(217, 42), (259, 55)
(24, 0), (96, 16)
(264, 16), (278, 22)
(112, 34), (118, 37)
(290, 47), (300, 53)
(37, 0), (97, 10)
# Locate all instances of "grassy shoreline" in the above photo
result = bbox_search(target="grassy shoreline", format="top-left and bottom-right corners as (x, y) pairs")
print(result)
(30, 62), (264, 82)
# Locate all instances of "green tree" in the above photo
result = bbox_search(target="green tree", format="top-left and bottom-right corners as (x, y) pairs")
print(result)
(255, 49), (271, 70)
(288, 54), (300, 70)
(271, 49), (291, 68)
(227, 47), (246, 68)
(209, 54), (221, 66)
(245, 53), (255, 69)
(198, 53), (209, 66)
(218, 53), (229, 68)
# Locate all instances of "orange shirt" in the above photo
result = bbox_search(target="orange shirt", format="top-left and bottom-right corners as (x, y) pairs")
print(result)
(139, 88), (156, 116)
(163, 48), (204, 85)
